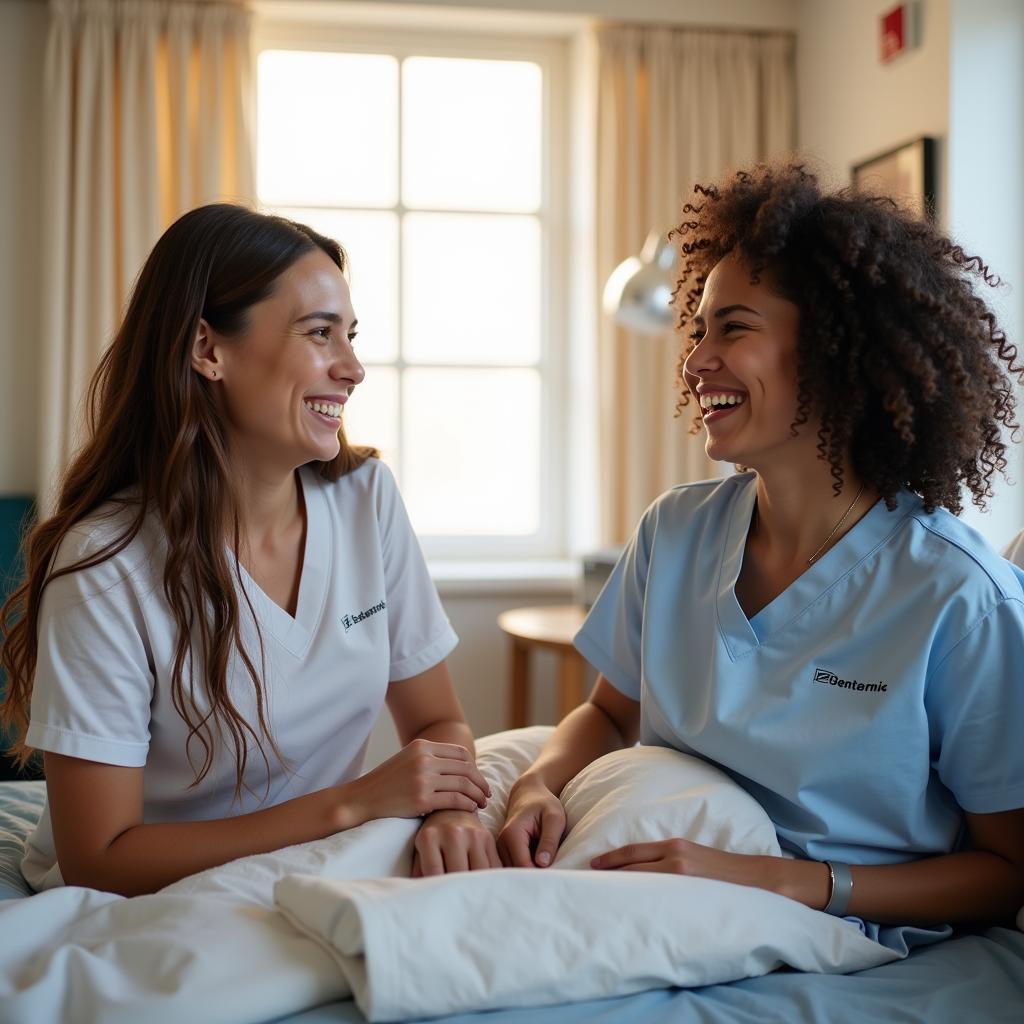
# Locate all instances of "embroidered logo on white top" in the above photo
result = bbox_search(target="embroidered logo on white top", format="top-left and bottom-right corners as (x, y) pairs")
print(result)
(342, 599), (386, 632)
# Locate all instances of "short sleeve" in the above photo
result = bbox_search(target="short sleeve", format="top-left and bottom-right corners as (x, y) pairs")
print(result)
(925, 597), (1024, 813)
(26, 532), (155, 767)
(373, 465), (458, 680)
(572, 510), (654, 701)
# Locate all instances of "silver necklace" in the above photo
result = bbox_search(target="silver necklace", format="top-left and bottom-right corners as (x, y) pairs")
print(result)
(806, 484), (865, 565)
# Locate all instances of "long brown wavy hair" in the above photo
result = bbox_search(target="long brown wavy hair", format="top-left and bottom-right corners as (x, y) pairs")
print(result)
(671, 162), (1022, 512)
(1, 204), (377, 797)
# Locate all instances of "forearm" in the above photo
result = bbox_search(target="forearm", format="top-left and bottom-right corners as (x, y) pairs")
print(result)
(65, 785), (354, 897)
(774, 850), (1024, 926)
(413, 717), (476, 756)
(519, 701), (628, 796)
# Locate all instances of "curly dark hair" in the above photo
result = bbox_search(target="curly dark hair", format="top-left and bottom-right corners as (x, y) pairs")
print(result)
(671, 162), (1022, 513)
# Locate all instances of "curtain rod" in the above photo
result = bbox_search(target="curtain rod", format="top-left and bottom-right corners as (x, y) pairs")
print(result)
(594, 20), (795, 39)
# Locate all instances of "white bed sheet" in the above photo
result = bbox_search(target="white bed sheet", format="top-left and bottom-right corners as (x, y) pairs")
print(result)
(0, 729), (899, 1024)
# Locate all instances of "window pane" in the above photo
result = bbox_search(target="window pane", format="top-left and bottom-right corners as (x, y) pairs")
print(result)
(258, 51), (398, 207)
(272, 208), (398, 363)
(343, 365), (399, 471)
(402, 368), (539, 535)
(404, 214), (540, 365)
(403, 57), (541, 212)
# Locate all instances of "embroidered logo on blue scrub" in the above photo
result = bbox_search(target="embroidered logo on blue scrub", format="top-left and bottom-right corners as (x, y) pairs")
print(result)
(342, 599), (386, 632)
(813, 667), (887, 693)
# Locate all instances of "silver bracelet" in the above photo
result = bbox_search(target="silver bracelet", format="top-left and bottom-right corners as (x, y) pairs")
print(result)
(823, 861), (854, 917)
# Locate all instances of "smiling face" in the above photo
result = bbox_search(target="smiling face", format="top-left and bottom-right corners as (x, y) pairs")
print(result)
(200, 247), (365, 474)
(681, 252), (815, 471)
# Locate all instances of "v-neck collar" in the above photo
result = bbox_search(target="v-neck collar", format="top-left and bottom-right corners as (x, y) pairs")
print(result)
(716, 475), (915, 659)
(235, 467), (331, 659)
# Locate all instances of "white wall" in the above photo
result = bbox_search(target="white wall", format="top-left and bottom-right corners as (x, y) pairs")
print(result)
(797, 0), (950, 202)
(0, 0), (45, 496)
(946, 0), (1024, 550)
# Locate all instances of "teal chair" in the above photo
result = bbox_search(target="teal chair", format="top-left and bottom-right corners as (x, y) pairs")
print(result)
(0, 497), (35, 781)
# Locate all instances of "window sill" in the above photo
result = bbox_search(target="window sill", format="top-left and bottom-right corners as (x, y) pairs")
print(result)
(429, 559), (580, 597)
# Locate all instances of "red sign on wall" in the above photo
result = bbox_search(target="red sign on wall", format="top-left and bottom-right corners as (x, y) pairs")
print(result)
(880, 5), (907, 63)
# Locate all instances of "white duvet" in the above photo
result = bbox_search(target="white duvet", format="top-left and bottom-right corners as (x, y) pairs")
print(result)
(0, 728), (899, 1024)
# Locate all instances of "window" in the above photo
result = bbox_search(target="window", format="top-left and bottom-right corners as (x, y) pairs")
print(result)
(255, 22), (570, 559)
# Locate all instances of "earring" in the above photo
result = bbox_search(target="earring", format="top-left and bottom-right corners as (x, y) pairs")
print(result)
(209, 370), (217, 379)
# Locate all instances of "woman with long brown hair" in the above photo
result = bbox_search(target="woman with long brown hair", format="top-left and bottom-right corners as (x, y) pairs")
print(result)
(1, 204), (498, 895)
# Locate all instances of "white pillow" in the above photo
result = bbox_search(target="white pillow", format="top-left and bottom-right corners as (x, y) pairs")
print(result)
(472, 727), (781, 867)
(555, 745), (782, 868)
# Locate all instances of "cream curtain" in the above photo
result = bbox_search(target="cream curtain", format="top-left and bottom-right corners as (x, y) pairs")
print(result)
(596, 28), (795, 543)
(39, 0), (254, 511)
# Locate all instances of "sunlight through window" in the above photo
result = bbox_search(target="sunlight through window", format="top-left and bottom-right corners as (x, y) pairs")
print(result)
(257, 42), (549, 549)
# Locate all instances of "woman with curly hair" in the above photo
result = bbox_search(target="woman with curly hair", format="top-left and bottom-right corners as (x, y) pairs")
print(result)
(1, 204), (499, 895)
(498, 163), (1024, 951)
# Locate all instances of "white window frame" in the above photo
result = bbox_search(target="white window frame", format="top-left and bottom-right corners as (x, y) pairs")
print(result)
(253, 12), (573, 562)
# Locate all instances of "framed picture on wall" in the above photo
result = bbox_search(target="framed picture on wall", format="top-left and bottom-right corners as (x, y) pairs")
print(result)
(852, 136), (936, 220)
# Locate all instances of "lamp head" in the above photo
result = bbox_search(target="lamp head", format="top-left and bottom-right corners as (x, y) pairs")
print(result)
(602, 230), (678, 334)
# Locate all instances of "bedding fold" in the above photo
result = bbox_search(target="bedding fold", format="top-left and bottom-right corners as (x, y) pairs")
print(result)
(0, 817), (420, 1024)
(274, 868), (900, 1023)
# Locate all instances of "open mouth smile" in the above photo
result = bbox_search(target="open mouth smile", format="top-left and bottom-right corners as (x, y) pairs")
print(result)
(303, 398), (344, 423)
(699, 391), (746, 423)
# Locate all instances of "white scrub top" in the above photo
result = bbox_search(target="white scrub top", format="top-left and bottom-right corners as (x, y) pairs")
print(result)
(22, 459), (456, 890)
(576, 473), (1024, 950)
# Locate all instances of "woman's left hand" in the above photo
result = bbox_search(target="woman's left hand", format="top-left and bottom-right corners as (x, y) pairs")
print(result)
(412, 809), (502, 876)
(591, 837), (775, 889)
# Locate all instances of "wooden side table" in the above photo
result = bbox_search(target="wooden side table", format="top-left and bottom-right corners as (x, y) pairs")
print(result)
(497, 604), (589, 728)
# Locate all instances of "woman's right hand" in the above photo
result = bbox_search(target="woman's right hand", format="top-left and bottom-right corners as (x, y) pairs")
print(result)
(496, 775), (567, 868)
(341, 739), (492, 827)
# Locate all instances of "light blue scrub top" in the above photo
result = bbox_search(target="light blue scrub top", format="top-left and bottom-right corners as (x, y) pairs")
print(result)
(575, 473), (1024, 952)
